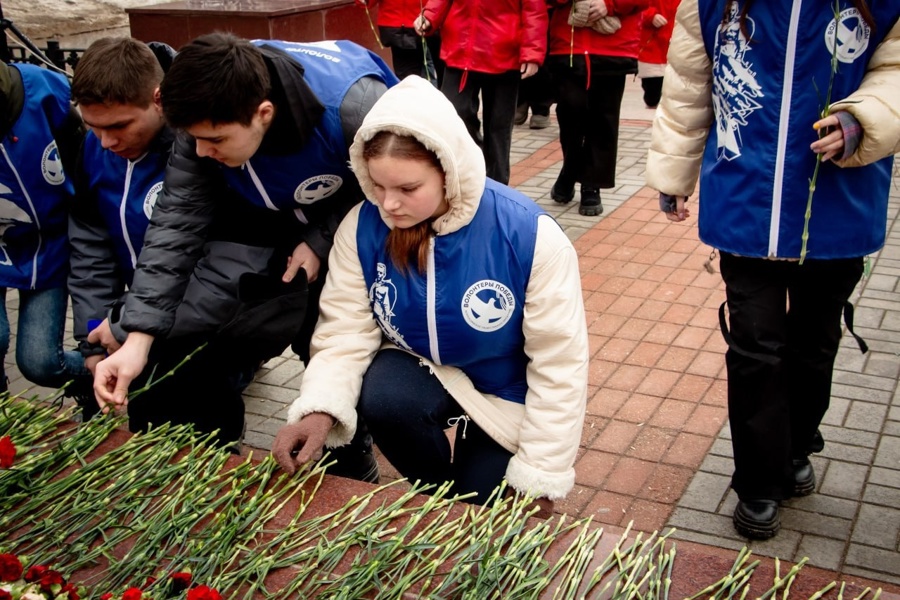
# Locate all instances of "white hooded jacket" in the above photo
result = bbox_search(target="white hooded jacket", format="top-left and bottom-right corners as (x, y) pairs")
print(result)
(286, 76), (589, 500)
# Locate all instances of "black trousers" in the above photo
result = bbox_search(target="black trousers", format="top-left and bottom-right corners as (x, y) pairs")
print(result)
(389, 35), (444, 88)
(719, 253), (863, 500)
(441, 67), (521, 184)
(517, 63), (554, 116)
(641, 76), (663, 107)
(128, 334), (258, 448)
(550, 69), (626, 189)
(356, 349), (513, 504)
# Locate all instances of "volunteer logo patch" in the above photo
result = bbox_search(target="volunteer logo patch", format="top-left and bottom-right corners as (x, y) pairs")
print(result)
(144, 182), (163, 219)
(825, 8), (870, 64)
(294, 175), (343, 205)
(41, 141), (65, 185)
(461, 280), (515, 332)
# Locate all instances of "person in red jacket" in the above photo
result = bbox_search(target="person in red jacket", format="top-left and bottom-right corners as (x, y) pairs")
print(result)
(546, 0), (649, 216)
(414, 0), (549, 185)
(637, 0), (679, 108)
(357, 0), (444, 87)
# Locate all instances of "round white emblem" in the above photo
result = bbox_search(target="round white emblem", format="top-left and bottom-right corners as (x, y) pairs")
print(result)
(144, 182), (163, 219)
(294, 175), (343, 205)
(461, 280), (515, 332)
(41, 142), (65, 185)
(825, 8), (870, 64)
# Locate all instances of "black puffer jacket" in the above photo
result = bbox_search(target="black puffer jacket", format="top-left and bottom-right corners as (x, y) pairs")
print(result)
(120, 44), (389, 338)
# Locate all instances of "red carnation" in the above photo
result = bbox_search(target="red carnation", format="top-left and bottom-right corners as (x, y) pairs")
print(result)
(61, 583), (81, 600)
(169, 571), (192, 592)
(121, 587), (144, 600)
(38, 568), (65, 592)
(24, 564), (48, 582)
(0, 553), (23, 582)
(100, 593), (114, 600)
(187, 585), (223, 600)
(0, 435), (15, 469)
(0, 590), (12, 600)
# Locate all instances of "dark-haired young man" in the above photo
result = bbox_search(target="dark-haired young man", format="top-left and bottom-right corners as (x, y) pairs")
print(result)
(70, 37), (278, 442)
(89, 35), (397, 465)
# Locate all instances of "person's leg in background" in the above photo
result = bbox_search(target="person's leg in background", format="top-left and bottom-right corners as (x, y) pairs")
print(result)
(526, 64), (554, 129)
(641, 76), (663, 108)
(549, 61), (587, 205)
(579, 73), (626, 216)
(719, 253), (793, 539)
(480, 69), (520, 184)
(785, 257), (864, 481)
(16, 286), (89, 390)
(389, 45), (426, 80)
(441, 67), (485, 152)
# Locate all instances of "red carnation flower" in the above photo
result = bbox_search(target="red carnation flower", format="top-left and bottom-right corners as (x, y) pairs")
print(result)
(169, 571), (192, 592)
(121, 587), (144, 600)
(24, 564), (48, 582)
(100, 593), (114, 600)
(187, 585), (223, 600)
(0, 435), (15, 469)
(61, 583), (81, 600)
(0, 553), (23, 582)
(38, 568), (65, 592)
(0, 590), (12, 600)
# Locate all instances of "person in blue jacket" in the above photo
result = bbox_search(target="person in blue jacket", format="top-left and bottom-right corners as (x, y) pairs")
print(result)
(69, 37), (281, 444)
(648, 0), (899, 539)
(88, 34), (398, 467)
(0, 60), (89, 401)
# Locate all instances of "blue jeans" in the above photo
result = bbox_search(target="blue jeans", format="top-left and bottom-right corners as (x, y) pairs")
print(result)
(0, 286), (88, 393)
(357, 349), (514, 505)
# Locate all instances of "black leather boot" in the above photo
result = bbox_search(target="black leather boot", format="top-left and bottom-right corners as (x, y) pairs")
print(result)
(792, 457), (816, 496)
(733, 499), (780, 539)
(579, 186), (603, 216)
(551, 178), (575, 204)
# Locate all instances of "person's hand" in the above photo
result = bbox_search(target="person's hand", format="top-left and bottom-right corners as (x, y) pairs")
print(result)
(664, 196), (690, 222)
(587, 0), (608, 22)
(92, 332), (153, 414)
(520, 62), (539, 79)
(414, 14), (432, 36)
(86, 318), (122, 353)
(283, 242), (321, 284)
(810, 113), (845, 163)
(271, 412), (336, 474)
(84, 354), (104, 376)
(651, 13), (668, 27)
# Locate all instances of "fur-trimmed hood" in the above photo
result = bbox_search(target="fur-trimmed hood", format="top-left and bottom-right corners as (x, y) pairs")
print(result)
(348, 75), (486, 236)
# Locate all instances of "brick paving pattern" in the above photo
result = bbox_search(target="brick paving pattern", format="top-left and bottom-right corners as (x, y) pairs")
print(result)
(5, 79), (898, 585)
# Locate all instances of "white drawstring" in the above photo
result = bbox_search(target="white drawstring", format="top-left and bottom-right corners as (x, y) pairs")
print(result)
(447, 414), (470, 439)
(418, 358), (435, 375)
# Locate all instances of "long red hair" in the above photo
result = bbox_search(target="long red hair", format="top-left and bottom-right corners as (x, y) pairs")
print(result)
(363, 131), (444, 275)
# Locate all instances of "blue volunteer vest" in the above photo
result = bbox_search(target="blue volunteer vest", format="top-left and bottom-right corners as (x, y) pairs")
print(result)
(81, 131), (168, 285)
(695, 0), (897, 259)
(0, 64), (73, 289)
(358, 180), (547, 404)
(220, 40), (399, 213)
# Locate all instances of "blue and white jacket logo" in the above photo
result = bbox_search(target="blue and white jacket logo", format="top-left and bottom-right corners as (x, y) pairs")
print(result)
(713, 2), (764, 162)
(41, 141), (65, 185)
(0, 183), (32, 266)
(461, 280), (515, 332)
(294, 174), (343, 205)
(144, 181), (163, 219)
(825, 8), (870, 63)
(369, 262), (411, 350)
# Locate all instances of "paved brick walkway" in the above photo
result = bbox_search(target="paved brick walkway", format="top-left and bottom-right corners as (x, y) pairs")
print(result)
(5, 79), (898, 587)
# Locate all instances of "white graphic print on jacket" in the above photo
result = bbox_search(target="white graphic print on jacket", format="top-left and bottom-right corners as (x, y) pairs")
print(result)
(825, 7), (870, 63)
(370, 262), (412, 350)
(712, 1), (764, 162)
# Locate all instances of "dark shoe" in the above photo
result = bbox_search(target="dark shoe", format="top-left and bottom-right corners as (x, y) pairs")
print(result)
(551, 179), (575, 204)
(326, 434), (380, 484)
(792, 457), (816, 497)
(579, 186), (604, 216)
(514, 103), (528, 126)
(733, 499), (780, 540)
(529, 114), (550, 129)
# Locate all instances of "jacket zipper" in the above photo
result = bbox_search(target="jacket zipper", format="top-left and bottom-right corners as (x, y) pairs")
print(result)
(769, 0), (803, 258)
(0, 143), (42, 289)
(426, 236), (441, 364)
(245, 161), (278, 210)
(120, 155), (146, 269)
